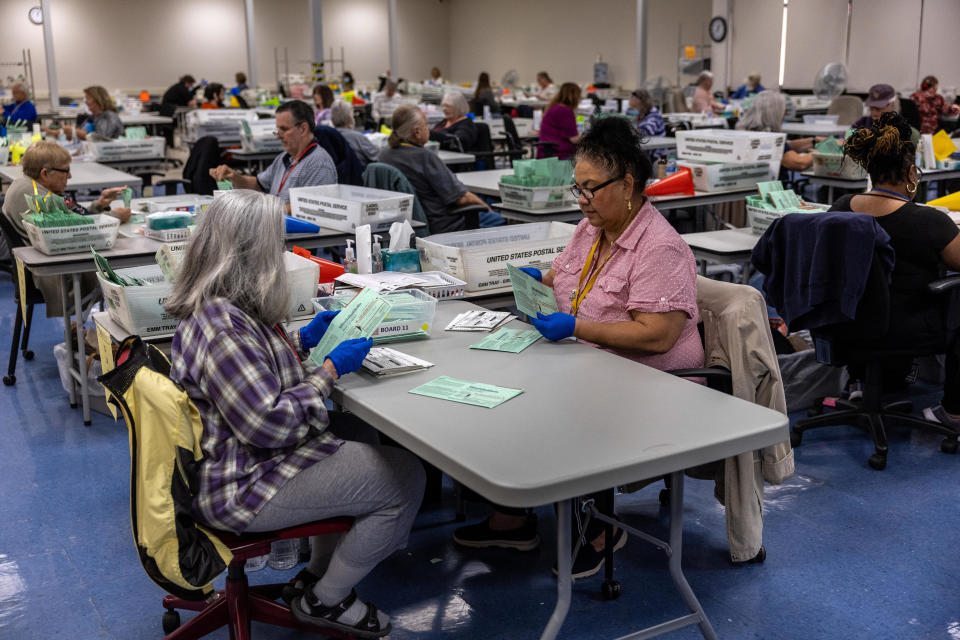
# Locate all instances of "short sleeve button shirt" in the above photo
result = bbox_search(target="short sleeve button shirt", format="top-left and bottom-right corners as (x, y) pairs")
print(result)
(551, 200), (703, 371)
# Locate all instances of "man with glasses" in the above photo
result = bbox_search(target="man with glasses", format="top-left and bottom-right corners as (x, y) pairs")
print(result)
(1, 141), (132, 315)
(210, 100), (336, 210)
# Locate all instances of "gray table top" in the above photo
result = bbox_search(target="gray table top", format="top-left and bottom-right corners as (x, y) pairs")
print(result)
(802, 167), (960, 187)
(437, 150), (476, 165)
(781, 122), (848, 137)
(680, 228), (759, 255)
(332, 300), (788, 507)
(0, 162), (143, 191)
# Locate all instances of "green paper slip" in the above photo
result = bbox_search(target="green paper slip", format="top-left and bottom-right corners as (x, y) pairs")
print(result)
(507, 263), (559, 318)
(408, 376), (523, 409)
(308, 287), (393, 367)
(121, 187), (133, 208)
(216, 180), (234, 191)
(469, 328), (541, 353)
(756, 181), (783, 197)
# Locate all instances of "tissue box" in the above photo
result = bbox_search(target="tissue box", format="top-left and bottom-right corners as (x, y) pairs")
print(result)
(677, 161), (773, 192)
(289, 184), (413, 233)
(417, 222), (575, 292)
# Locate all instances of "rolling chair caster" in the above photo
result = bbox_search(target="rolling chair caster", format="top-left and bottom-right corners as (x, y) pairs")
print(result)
(806, 400), (824, 417)
(789, 430), (802, 447)
(658, 488), (670, 507)
(3, 375), (14, 386)
(23, 350), (33, 360)
(941, 438), (959, 454)
(868, 452), (887, 470)
(162, 609), (180, 633)
(601, 579), (621, 600)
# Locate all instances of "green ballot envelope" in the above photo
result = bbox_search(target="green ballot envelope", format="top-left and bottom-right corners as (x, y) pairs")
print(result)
(469, 328), (541, 354)
(508, 263), (559, 318)
(308, 287), (393, 367)
(409, 376), (523, 408)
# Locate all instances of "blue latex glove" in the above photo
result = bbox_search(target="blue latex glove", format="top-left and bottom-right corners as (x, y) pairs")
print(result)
(299, 310), (340, 350)
(531, 312), (576, 342)
(84, 121), (95, 133)
(519, 266), (542, 282)
(325, 337), (373, 376)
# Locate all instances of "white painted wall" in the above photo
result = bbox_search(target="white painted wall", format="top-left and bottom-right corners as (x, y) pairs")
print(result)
(2, 0), (952, 103)
(782, 0), (848, 90)
(447, 0), (639, 90)
(646, 0), (712, 88)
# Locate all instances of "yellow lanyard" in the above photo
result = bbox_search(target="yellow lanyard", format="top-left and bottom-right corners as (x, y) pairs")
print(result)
(571, 234), (616, 317)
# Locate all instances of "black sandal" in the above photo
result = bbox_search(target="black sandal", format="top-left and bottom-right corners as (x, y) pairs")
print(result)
(291, 588), (391, 638)
(280, 568), (319, 605)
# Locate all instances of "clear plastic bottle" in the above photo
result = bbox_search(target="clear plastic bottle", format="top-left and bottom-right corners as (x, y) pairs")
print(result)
(268, 539), (299, 571)
(665, 154), (678, 175)
(343, 239), (358, 274)
(246, 553), (269, 572)
(371, 235), (384, 273)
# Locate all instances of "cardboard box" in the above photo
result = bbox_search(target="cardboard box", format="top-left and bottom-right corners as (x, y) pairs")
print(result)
(289, 184), (413, 233)
(676, 130), (785, 174)
(677, 161), (773, 192)
(416, 222), (575, 292)
(23, 214), (120, 255)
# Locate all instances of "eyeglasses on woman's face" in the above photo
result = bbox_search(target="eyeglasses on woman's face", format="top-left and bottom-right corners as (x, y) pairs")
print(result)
(569, 174), (623, 201)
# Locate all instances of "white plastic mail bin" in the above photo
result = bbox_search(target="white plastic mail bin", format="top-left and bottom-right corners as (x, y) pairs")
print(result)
(284, 251), (321, 318)
(498, 183), (576, 210)
(676, 130), (785, 174)
(313, 289), (438, 343)
(85, 137), (165, 161)
(812, 152), (867, 179)
(23, 214), (120, 255)
(746, 203), (829, 235)
(240, 120), (284, 153)
(289, 184), (413, 233)
(96, 265), (178, 336)
(677, 161), (773, 192)
(416, 222), (575, 292)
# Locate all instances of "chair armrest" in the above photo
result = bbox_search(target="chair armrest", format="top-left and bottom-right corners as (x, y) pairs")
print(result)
(450, 204), (490, 230)
(667, 366), (733, 395)
(928, 274), (960, 295)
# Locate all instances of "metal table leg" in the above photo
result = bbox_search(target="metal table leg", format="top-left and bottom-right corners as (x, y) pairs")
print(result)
(73, 273), (90, 425)
(540, 500), (572, 640)
(60, 276), (76, 408)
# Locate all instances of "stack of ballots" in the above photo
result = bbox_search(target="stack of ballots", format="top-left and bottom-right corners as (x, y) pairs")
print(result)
(745, 180), (829, 235)
(498, 158), (575, 210)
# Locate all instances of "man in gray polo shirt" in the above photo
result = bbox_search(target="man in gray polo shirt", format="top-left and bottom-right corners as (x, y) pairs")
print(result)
(210, 100), (336, 210)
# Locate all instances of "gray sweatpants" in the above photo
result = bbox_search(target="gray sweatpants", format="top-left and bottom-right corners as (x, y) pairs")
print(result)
(245, 414), (425, 601)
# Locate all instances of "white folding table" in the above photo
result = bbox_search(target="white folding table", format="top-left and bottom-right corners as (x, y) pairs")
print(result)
(0, 162), (143, 194)
(331, 301), (789, 639)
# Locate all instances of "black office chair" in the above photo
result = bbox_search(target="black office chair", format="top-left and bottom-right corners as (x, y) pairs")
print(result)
(470, 121), (526, 170)
(899, 98), (923, 134)
(755, 213), (960, 469)
(0, 213), (42, 386)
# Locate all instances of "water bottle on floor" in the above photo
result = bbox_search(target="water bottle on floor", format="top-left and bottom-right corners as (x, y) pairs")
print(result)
(246, 553), (268, 572)
(269, 539), (299, 570)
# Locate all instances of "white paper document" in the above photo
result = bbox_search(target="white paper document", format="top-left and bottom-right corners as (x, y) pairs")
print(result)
(362, 347), (434, 377)
(444, 310), (516, 332)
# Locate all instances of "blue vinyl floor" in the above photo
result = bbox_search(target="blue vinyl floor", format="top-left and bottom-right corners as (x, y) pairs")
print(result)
(1, 274), (958, 640)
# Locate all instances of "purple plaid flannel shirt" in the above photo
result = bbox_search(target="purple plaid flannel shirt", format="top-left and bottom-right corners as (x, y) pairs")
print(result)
(170, 298), (342, 533)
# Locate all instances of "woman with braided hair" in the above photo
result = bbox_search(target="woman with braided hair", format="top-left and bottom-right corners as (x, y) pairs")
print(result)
(828, 112), (960, 429)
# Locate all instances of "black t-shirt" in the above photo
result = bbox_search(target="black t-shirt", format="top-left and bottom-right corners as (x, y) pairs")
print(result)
(829, 194), (958, 305)
(162, 82), (193, 107)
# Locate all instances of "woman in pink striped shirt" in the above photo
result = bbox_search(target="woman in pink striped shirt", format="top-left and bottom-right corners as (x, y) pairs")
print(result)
(454, 117), (703, 579)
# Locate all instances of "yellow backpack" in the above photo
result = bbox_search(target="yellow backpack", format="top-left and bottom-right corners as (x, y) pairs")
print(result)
(99, 336), (232, 600)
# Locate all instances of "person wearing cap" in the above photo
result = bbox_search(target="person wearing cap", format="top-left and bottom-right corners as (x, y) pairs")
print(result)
(910, 75), (960, 135)
(730, 73), (765, 100)
(853, 84), (920, 146)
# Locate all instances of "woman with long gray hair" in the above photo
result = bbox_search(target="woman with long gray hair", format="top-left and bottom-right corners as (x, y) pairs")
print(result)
(735, 90), (814, 171)
(166, 190), (424, 638)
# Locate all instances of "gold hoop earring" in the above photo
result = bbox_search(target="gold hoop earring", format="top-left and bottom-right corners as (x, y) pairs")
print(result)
(906, 180), (918, 196)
